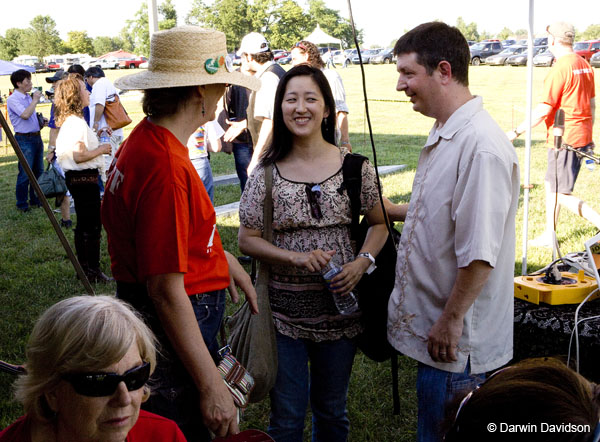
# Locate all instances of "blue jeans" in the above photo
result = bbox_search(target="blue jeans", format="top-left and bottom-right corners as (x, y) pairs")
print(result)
(15, 134), (44, 209)
(233, 142), (253, 193)
(191, 156), (214, 203)
(268, 332), (356, 442)
(416, 360), (485, 442)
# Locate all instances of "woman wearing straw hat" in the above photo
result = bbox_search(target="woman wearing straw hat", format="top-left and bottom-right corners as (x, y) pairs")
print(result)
(101, 26), (260, 441)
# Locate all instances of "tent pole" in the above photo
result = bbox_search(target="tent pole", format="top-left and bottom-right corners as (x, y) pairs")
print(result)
(521, 0), (535, 275)
(0, 111), (94, 295)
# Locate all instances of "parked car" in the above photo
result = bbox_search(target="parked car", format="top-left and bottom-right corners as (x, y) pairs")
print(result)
(533, 48), (555, 67)
(506, 46), (547, 66)
(83, 58), (119, 70)
(139, 61), (149, 69)
(46, 63), (60, 71)
(34, 62), (48, 73)
(467, 40), (476, 46)
(332, 50), (350, 67)
(370, 48), (394, 64)
(534, 37), (548, 46)
(118, 56), (147, 69)
(272, 50), (289, 62)
(484, 45), (527, 65)
(278, 55), (291, 65)
(574, 39), (600, 62)
(469, 41), (503, 65)
(502, 39), (517, 47)
(352, 49), (381, 65)
(591, 51), (600, 68)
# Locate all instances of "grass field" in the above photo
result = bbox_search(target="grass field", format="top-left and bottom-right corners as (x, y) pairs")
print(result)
(1, 64), (600, 439)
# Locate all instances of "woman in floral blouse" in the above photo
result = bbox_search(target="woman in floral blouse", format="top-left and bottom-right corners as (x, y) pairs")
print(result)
(238, 64), (388, 442)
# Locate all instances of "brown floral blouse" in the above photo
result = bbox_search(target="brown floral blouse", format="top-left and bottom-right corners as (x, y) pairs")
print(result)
(239, 147), (380, 341)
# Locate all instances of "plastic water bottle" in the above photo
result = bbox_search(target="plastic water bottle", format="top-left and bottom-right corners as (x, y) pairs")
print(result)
(99, 133), (110, 145)
(321, 261), (359, 315)
(585, 159), (595, 171)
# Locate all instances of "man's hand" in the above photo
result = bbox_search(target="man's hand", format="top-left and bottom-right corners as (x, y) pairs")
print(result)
(199, 381), (239, 438)
(427, 314), (463, 363)
(31, 89), (42, 102)
(224, 251), (258, 314)
(223, 119), (247, 142)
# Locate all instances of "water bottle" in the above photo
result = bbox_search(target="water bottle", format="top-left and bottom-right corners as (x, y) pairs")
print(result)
(99, 132), (110, 145)
(321, 261), (359, 315)
(585, 159), (595, 171)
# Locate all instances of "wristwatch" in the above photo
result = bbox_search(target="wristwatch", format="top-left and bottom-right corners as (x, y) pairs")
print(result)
(357, 252), (377, 275)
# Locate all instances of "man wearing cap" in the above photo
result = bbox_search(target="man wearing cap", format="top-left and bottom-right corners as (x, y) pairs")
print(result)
(508, 21), (598, 247)
(236, 32), (285, 174)
(7, 69), (44, 212)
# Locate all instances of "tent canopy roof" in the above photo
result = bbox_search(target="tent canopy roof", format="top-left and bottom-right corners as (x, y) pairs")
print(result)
(304, 24), (342, 47)
(0, 60), (35, 76)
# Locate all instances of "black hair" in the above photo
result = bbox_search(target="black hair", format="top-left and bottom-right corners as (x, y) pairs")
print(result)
(142, 86), (198, 119)
(394, 22), (470, 86)
(260, 64), (336, 166)
(10, 69), (32, 89)
(68, 64), (86, 77)
(84, 66), (105, 79)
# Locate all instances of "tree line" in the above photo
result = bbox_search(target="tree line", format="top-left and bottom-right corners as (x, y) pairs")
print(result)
(0, 0), (361, 61)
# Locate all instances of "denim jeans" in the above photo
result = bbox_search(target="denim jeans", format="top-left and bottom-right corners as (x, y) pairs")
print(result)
(416, 360), (486, 442)
(117, 285), (226, 442)
(268, 332), (356, 442)
(15, 134), (44, 209)
(233, 142), (253, 193)
(191, 156), (214, 203)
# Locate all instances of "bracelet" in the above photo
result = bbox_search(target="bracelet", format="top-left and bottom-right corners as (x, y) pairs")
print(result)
(48, 145), (56, 151)
(341, 140), (350, 146)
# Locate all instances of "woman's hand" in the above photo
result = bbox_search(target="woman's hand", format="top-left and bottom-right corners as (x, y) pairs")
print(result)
(328, 259), (369, 295)
(290, 249), (336, 272)
(98, 144), (112, 155)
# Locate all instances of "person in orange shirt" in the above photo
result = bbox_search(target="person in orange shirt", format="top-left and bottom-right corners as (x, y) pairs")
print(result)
(508, 21), (598, 248)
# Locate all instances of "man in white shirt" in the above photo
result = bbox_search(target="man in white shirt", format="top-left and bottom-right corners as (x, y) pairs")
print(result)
(84, 67), (124, 171)
(385, 22), (520, 442)
(236, 32), (285, 174)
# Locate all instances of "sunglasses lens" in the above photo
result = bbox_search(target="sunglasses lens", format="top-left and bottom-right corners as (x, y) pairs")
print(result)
(65, 362), (150, 397)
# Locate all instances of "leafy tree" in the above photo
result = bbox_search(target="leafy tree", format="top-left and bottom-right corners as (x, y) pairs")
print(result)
(93, 36), (121, 56)
(22, 15), (62, 59)
(0, 28), (29, 60)
(186, 0), (253, 52)
(307, 0), (361, 48)
(118, 29), (135, 53)
(498, 27), (513, 41)
(581, 24), (600, 40)
(455, 16), (479, 42)
(66, 31), (94, 55)
(260, 0), (310, 50)
(159, 0), (177, 30)
(514, 29), (528, 40)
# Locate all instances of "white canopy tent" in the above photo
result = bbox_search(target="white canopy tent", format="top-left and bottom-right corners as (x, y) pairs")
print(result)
(304, 24), (343, 48)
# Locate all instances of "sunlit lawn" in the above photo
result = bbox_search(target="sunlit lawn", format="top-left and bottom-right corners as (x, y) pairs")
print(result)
(1, 64), (599, 439)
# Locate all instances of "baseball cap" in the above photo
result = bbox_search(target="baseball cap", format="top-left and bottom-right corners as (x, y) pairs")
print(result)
(236, 32), (270, 56)
(45, 69), (67, 84)
(546, 22), (575, 39)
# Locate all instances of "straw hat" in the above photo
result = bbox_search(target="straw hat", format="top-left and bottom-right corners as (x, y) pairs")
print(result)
(114, 26), (260, 92)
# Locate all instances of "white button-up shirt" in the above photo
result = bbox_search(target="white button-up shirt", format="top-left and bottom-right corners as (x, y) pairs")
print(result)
(387, 96), (520, 374)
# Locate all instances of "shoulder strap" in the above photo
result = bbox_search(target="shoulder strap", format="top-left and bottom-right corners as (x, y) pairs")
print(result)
(342, 153), (367, 240)
(263, 164), (273, 242)
(264, 62), (286, 80)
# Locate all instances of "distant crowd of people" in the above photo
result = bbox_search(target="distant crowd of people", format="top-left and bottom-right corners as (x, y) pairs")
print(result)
(2, 18), (598, 442)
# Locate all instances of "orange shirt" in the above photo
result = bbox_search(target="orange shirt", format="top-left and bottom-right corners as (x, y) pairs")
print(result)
(543, 53), (595, 148)
(101, 118), (229, 295)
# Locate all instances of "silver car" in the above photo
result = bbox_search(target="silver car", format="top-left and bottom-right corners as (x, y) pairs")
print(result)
(484, 45), (527, 65)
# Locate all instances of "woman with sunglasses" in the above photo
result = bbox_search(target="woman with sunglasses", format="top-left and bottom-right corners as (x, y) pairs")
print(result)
(0, 295), (186, 442)
(238, 64), (388, 441)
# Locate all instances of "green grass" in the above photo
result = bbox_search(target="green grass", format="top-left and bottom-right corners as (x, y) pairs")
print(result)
(1, 65), (600, 439)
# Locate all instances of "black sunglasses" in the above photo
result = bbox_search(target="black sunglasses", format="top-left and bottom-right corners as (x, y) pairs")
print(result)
(305, 183), (322, 220)
(62, 362), (150, 397)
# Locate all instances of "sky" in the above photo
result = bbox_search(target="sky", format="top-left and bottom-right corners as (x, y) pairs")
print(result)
(0, 0), (598, 51)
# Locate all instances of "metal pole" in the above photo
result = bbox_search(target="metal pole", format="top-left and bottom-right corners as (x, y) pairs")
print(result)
(148, 0), (159, 37)
(0, 111), (94, 295)
(521, 0), (535, 276)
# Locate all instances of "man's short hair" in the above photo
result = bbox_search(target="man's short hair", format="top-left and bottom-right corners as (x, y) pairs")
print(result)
(84, 66), (105, 79)
(394, 22), (470, 86)
(10, 69), (32, 89)
(249, 50), (274, 64)
(68, 64), (86, 78)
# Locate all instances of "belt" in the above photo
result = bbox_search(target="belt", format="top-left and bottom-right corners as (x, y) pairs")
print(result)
(15, 132), (40, 137)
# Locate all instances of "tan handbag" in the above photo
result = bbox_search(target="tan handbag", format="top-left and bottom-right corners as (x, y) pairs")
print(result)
(104, 94), (132, 130)
(226, 164), (277, 403)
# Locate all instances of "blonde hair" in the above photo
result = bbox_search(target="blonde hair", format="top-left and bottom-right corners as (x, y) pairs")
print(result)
(14, 295), (157, 421)
(53, 76), (85, 126)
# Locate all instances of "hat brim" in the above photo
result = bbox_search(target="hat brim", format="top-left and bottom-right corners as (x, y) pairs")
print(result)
(114, 69), (260, 91)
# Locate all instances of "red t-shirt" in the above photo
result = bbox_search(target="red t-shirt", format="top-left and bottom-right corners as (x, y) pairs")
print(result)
(543, 53), (595, 148)
(0, 410), (186, 441)
(101, 118), (229, 295)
